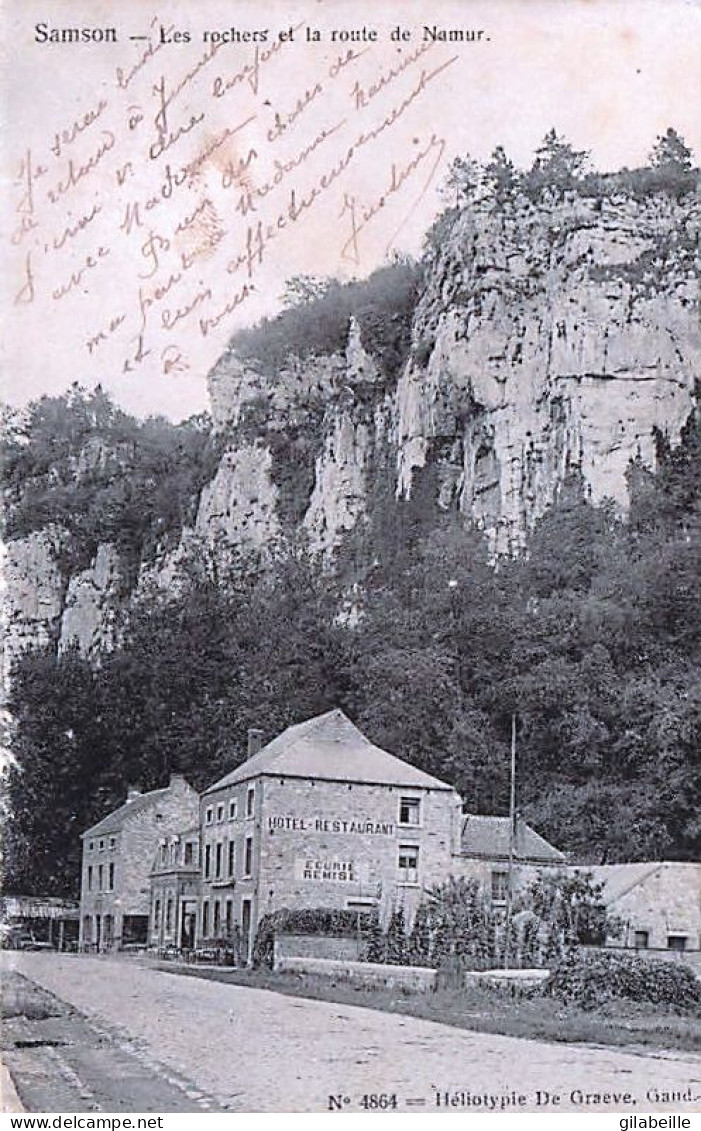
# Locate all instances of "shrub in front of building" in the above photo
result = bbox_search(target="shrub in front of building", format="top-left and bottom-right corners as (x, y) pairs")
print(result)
(514, 870), (618, 968)
(407, 877), (497, 971)
(547, 951), (701, 1012)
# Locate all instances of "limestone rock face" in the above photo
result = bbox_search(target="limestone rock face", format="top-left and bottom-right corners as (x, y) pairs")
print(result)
(3, 529), (66, 671)
(58, 544), (125, 657)
(396, 192), (700, 554)
(303, 321), (392, 557)
(195, 444), (281, 552)
(4, 188), (699, 662)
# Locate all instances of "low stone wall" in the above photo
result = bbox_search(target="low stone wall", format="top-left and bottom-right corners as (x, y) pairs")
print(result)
(274, 955), (437, 993)
(463, 968), (550, 991)
(273, 934), (363, 964)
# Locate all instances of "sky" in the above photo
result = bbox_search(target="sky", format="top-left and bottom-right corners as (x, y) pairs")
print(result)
(3, 0), (700, 421)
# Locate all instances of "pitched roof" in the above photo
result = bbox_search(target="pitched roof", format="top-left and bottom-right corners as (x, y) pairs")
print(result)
(583, 862), (665, 903)
(205, 709), (455, 793)
(81, 788), (169, 838)
(460, 815), (565, 863)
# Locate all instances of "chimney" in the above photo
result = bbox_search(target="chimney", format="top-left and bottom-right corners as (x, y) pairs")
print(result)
(126, 785), (142, 803)
(169, 773), (186, 789)
(247, 727), (265, 759)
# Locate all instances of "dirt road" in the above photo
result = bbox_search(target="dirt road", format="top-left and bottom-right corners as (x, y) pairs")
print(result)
(4, 953), (701, 1114)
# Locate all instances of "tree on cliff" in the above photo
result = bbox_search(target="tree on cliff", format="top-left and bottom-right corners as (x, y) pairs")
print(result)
(440, 154), (481, 208)
(649, 128), (694, 172)
(526, 129), (590, 196)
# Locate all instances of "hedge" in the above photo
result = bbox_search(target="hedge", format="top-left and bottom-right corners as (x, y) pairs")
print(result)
(547, 950), (701, 1011)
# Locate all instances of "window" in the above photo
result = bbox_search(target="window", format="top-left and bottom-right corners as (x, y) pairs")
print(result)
(160, 843), (167, 865)
(166, 899), (173, 932)
(667, 935), (688, 951)
(98, 864), (104, 891)
(399, 797), (421, 826)
(205, 806), (213, 825)
(88, 841), (94, 851)
(109, 836), (116, 849)
(216, 803), (224, 823)
(244, 836), (253, 876)
(228, 840), (236, 877)
(215, 842), (223, 879)
(229, 799), (237, 821)
(398, 845), (419, 884)
(225, 898), (233, 935)
(213, 900), (221, 936)
(202, 900), (209, 937)
(108, 862), (115, 891)
(204, 844), (211, 880)
(246, 786), (255, 818)
(491, 870), (509, 904)
(153, 899), (161, 929)
(184, 841), (194, 866)
(87, 865), (93, 892)
(634, 930), (649, 949)
(99, 839), (105, 851)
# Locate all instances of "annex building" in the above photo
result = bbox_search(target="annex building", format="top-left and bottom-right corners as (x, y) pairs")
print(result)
(588, 862), (701, 963)
(79, 774), (198, 950)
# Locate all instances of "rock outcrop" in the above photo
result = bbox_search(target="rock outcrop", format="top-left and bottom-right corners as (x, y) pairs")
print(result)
(3, 528), (66, 670)
(58, 543), (125, 656)
(396, 191), (700, 553)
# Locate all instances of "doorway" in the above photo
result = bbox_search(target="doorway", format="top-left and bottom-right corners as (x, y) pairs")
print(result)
(241, 899), (252, 964)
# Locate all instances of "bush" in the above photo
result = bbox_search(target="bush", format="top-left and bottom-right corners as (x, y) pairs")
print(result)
(547, 951), (701, 1012)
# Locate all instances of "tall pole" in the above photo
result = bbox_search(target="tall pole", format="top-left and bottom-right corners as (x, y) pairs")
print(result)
(504, 712), (517, 969)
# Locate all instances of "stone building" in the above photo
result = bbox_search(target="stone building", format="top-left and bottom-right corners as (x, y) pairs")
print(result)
(148, 827), (201, 950)
(198, 709), (463, 958)
(79, 775), (198, 951)
(454, 814), (566, 905)
(587, 862), (701, 960)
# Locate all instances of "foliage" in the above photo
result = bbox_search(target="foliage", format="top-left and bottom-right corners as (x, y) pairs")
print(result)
(384, 908), (408, 964)
(547, 951), (701, 1012)
(2, 385), (219, 575)
(281, 274), (335, 308)
(229, 260), (422, 380)
(408, 878), (497, 970)
(430, 127), (699, 216)
(365, 909), (385, 963)
(440, 155), (481, 208)
(252, 908), (369, 968)
(516, 870), (615, 967)
(2, 550), (352, 897)
(523, 130), (590, 199)
(483, 146), (519, 203)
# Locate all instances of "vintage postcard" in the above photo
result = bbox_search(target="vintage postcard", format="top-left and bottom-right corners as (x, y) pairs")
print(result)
(2, 0), (700, 1118)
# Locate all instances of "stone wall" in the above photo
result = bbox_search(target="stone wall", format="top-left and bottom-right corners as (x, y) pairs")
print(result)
(274, 955), (437, 992)
(273, 933), (363, 963)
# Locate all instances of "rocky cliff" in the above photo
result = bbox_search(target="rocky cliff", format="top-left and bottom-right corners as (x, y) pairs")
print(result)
(4, 183), (699, 660)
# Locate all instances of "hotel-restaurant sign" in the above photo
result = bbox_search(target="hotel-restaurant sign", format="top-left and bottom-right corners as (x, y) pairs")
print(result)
(268, 816), (395, 835)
